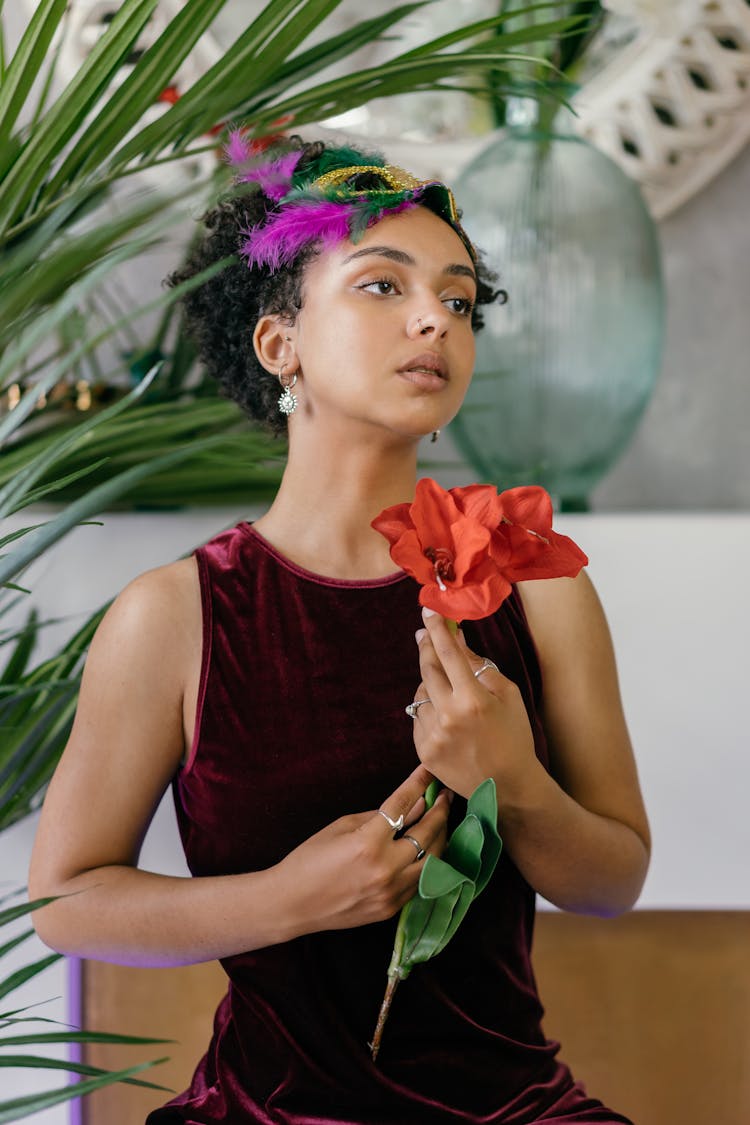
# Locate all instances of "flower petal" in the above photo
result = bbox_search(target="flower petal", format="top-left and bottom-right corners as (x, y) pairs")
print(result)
(388, 527), (436, 586)
(409, 478), (461, 543)
(448, 517), (492, 583)
(419, 569), (512, 621)
(371, 502), (415, 548)
(449, 483), (504, 526)
(496, 485), (554, 533)
(502, 527), (588, 582)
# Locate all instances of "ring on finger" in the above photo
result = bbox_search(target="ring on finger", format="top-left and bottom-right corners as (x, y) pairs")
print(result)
(405, 698), (431, 719)
(474, 659), (499, 680)
(378, 809), (405, 833)
(402, 834), (426, 861)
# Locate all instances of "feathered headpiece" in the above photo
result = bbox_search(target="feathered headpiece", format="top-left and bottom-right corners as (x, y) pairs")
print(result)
(224, 132), (477, 271)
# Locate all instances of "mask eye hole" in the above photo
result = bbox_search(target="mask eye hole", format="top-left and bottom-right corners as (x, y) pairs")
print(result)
(346, 171), (389, 191)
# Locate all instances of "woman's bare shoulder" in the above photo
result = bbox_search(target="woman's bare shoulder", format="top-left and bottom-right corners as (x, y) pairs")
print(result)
(515, 570), (607, 656)
(83, 557), (202, 709)
(100, 556), (200, 639)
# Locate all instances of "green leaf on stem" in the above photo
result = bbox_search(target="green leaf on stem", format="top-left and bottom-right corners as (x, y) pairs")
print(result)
(371, 779), (502, 1059)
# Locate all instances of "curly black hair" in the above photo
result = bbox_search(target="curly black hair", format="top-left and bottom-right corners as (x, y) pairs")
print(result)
(167, 138), (506, 436)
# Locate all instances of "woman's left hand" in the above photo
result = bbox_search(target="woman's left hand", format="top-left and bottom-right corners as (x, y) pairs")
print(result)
(411, 609), (537, 800)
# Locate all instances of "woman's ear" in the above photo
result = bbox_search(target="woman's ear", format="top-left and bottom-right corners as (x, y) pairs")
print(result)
(253, 315), (297, 375)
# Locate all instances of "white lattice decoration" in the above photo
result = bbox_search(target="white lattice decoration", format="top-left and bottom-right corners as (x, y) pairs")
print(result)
(574, 0), (750, 218)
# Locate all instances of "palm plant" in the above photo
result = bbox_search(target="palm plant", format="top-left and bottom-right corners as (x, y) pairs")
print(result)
(0, 0), (581, 1117)
(0, 892), (172, 1123)
(487, 2), (606, 131)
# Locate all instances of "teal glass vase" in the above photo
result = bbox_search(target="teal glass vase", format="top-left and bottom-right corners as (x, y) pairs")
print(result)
(451, 104), (665, 509)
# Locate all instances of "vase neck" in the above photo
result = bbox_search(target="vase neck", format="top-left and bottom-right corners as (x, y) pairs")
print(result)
(505, 93), (579, 140)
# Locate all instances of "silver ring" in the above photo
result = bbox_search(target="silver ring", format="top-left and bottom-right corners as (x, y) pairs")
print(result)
(402, 834), (425, 861)
(378, 810), (405, 832)
(474, 659), (499, 679)
(405, 698), (431, 719)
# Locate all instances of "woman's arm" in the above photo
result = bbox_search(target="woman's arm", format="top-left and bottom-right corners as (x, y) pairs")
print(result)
(410, 571), (650, 917)
(29, 561), (450, 966)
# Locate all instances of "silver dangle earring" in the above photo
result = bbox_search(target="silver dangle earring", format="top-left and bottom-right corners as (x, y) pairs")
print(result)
(277, 365), (298, 416)
(431, 429), (440, 443)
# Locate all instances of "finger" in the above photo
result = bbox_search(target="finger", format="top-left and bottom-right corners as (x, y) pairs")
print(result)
(415, 629), (453, 707)
(404, 794), (426, 827)
(374, 763), (435, 835)
(397, 788), (451, 864)
(406, 687), (434, 723)
(455, 631), (511, 692)
(419, 609), (475, 695)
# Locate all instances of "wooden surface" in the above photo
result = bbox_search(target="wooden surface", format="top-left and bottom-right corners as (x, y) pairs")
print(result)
(532, 911), (750, 1125)
(81, 911), (750, 1124)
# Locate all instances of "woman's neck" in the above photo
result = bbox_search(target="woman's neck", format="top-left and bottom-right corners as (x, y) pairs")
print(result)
(253, 434), (419, 580)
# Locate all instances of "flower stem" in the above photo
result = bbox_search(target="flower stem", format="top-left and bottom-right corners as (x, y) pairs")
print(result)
(370, 968), (404, 1062)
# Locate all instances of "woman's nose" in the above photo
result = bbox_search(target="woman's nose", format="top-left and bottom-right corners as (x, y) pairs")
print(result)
(408, 308), (448, 339)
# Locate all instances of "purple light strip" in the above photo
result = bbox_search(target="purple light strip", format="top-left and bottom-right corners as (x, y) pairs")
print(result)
(67, 956), (83, 1125)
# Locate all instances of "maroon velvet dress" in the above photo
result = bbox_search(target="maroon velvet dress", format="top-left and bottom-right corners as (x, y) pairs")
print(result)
(146, 523), (633, 1125)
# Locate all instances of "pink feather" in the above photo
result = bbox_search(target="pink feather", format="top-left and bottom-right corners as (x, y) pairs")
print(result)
(223, 129), (253, 166)
(224, 131), (302, 202)
(236, 151), (303, 201)
(240, 200), (357, 270)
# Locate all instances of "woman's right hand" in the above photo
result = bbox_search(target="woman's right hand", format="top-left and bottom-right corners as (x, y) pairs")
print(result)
(274, 764), (452, 938)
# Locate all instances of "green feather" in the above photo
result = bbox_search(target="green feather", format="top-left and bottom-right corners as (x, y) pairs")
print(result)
(291, 144), (386, 188)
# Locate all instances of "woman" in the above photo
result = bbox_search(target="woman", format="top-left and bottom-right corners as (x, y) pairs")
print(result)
(30, 136), (650, 1123)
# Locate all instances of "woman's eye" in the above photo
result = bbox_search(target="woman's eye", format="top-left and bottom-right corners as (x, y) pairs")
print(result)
(444, 296), (474, 317)
(358, 278), (398, 296)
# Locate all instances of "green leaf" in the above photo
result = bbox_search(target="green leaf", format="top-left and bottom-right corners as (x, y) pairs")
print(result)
(466, 778), (503, 895)
(0, 363), (161, 514)
(0, 1030), (172, 1047)
(0, 697), (76, 827)
(0, 528), (44, 552)
(387, 780), (503, 978)
(10, 459), (112, 512)
(0, 427), (232, 587)
(242, 51), (560, 135)
(0, 0), (160, 232)
(0, 898), (58, 931)
(398, 6), (584, 58)
(425, 879), (476, 959)
(233, 3), (428, 110)
(419, 853), (471, 899)
(0, 0), (68, 158)
(0, 1058), (170, 1123)
(398, 881), (462, 968)
(110, 0), (346, 165)
(0, 189), (188, 352)
(442, 813), (484, 883)
(0, 1055), (170, 1092)
(0, 954), (61, 1003)
(44, 0), (229, 195)
(0, 610), (38, 684)
(0, 929), (36, 962)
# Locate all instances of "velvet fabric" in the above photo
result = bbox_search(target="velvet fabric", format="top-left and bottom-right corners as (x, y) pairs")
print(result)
(146, 524), (633, 1125)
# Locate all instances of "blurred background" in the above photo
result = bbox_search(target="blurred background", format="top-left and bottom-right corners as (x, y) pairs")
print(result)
(1, 3), (748, 1124)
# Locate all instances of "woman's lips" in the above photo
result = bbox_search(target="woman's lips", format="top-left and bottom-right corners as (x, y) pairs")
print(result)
(397, 352), (449, 391)
(398, 368), (448, 391)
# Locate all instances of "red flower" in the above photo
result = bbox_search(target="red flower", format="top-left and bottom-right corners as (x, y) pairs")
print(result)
(372, 479), (588, 622)
(157, 85), (181, 105)
(452, 484), (588, 582)
(372, 479), (513, 620)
